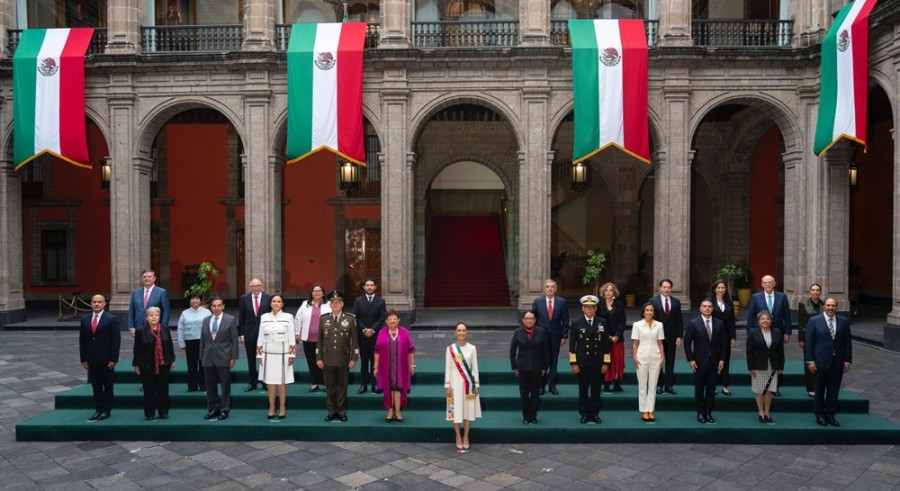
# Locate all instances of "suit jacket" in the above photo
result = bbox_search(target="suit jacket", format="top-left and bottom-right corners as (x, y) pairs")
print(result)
(746, 328), (785, 371)
(128, 285), (170, 330)
(531, 296), (570, 339)
(509, 326), (550, 372)
(683, 316), (728, 369)
(200, 313), (239, 368)
(708, 296), (737, 342)
(132, 324), (176, 370)
(351, 294), (386, 332)
(238, 291), (271, 340)
(597, 298), (626, 338)
(649, 294), (684, 341)
(79, 310), (121, 365)
(746, 290), (792, 336)
(804, 313), (852, 370)
(568, 316), (611, 368)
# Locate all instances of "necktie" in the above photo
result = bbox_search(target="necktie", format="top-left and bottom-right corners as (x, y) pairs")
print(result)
(547, 299), (554, 319)
(253, 295), (259, 316)
(143, 288), (150, 308)
(767, 294), (773, 313)
(705, 318), (712, 339)
(91, 313), (99, 335)
(828, 317), (835, 339)
(368, 295), (373, 303)
(664, 297), (670, 315)
(212, 316), (219, 339)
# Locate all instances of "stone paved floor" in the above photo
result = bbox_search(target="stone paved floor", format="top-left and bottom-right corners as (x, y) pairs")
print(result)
(1, 323), (900, 490)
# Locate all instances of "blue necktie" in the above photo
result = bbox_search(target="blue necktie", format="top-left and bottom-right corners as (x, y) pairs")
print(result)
(212, 316), (219, 337)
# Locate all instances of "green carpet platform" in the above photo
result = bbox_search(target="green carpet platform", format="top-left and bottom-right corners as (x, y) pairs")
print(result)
(17, 359), (900, 444)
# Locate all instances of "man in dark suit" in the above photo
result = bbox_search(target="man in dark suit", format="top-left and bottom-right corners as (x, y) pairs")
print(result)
(805, 297), (852, 427)
(127, 269), (169, 338)
(351, 277), (386, 394)
(569, 295), (610, 424)
(238, 278), (271, 391)
(200, 297), (239, 421)
(531, 279), (569, 395)
(509, 310), (549, 424)
(746, 274), (792, 396)
(649, 278), (683, 394)
(683, 299), (727, 423)
(79, 294), (121, 421)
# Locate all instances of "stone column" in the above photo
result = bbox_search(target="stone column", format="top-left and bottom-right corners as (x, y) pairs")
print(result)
(519, 0), (549, 47)
(653, 88), (692, 307)
(0, 0), (12, 58)
(0, 157), (25, 326)
(243, 90), (281, 292)
(381, 86), (414, 310)
(657, 0), (692, 47)
(781, 150), (804, 304)
(816, 145), (853, 309)
(108, 93), (150, 312)
(242, 0), (275, 51)
(107, 0), (143, 54)
(612, 161), (640, 286)
(379, 0), (410, 48)
(789, 0), (833, 48)
(886, 122), (900, 349)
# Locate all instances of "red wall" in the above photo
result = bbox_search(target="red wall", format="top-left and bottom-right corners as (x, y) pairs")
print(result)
(345, 204), (380, 220)
(748, 127), (781, 284)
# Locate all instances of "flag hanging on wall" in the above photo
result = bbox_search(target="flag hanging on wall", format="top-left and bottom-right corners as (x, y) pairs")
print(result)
(287, 22), (367, 166)
(13, 28), (94, 170)
(569, 19), (649, 164)
(813, 0), (878, 156)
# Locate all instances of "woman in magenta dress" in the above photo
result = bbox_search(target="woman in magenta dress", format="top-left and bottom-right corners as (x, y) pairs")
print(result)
(373, 309), (416, 422)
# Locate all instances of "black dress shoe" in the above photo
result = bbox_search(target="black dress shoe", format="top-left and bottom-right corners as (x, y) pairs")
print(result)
(697, 413), (707, 424)
(592, 416), (602, 424)
(89, 411), (101, 421)
(826, 416), (840, 427)
(339, 414), (348, 422)
(218, 412), (229, 421)
(96, 412), (110, 421)
(261, 383), (268, 390)
(603, 384), (612, 393)
(523, 419), (530, 425)
(145, 416), (155, 421)
(772, 390), (781, 397)
(656, 386), (663, 394)
(765, 416), (773, 424)
(374, 388), (383, 394)
(309, 385), (319, 392)
(705, 413), (716, 424)
(357, 385), (368, 395)
(816, 416), (828, 426)
(540, 388), (546, 395)
(613, 383), (624, 392)
(665, 386), (677, 395)
(721, 388), (732, 396)
(267, 413), (275, 420)
(759, 415), (766, 424)
(204, 411), (220, 420)
(549, 387), (559, 395)
(532, 418), (538, 425)
(244, 384), (257, 392)
(325, 414), (336, 422)
(159, 414), (169, 420)
(580, 416), (589, 424)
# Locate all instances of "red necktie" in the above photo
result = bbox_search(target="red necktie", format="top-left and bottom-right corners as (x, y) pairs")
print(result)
(91, 313), (99, 335)
(547, 299), (554, 319)
(254, 295), (259, 315)
(143, 288), (150, 308)
(665, 297), (670, 315)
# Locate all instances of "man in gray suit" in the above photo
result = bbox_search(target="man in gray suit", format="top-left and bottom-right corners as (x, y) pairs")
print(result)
(200, 297), (239, 421)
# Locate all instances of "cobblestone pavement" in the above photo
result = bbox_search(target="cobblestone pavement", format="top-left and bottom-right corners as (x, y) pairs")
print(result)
(1, 325), (899, 490)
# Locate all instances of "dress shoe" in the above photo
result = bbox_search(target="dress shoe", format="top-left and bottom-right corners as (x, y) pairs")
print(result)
(759, 415), (766, 424)
(531, 418), (538, 425)
(339, 414), (348, 422)
(648, 413), (655, 422)
(218, 412), (229, 421)
(372, 384), (380, 394)
(826, 416), (840, 427)
(580, 416), (589, 424)
(656, 386), (663, 395)
(808, 391), (815, 398)
(772, 390), (781, 397)
(721, 387), (732, 396)
(309, 385), (319, 392)
(613, 383), (624, 392)
(549, 387), (559, 395)
(697, 413), (707, 424)
(592, 416), (602, 424)
(278, 411), (286, 420)
(765, 416), (773, 424)
(199, 386), (206, 392)
(89, 411), (101, 421)
(816, 416), (827, 426)
(357, 385), (368, 395)
(325, 414), (336, 422)
(261, 383), (268, 390)
(540, 388), (546, 395)
(204, 411), (220, 420)
(642, 413), (650, 422)
(186, 388), (198, 393)
(705, 413), (716, 424)
(159, 414), (169, 420)
(96, 412), (110, 421)
(665, 386), (676, 395)
(523, 419), (530, 425)
(267, 413), (275, 420)
(244, 384), (257, 392)
(603, 384), (612, 393)
(145, 416), (155, 421)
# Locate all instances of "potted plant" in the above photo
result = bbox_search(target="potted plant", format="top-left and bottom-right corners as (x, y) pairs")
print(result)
(622, 275), (638, 307)
(582, 250), (606, 297)
(181, 261), (221, 304)
(715, 264), (751, 308)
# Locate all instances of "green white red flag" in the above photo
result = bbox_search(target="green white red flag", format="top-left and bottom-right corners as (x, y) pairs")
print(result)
(569, 19), (649, 164)
(814, 0), (878, 156)
(287, 23), (367, 166)
(13, 28), (94, 170)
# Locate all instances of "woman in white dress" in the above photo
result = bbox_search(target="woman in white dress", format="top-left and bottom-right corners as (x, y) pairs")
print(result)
(257, 294), (295, 419)
(445, 322), (480, 452)
(631, 302), (665, 422)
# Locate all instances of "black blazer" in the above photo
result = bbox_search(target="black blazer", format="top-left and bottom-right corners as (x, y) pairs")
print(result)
(597, 298), (626, 338)
(509, 326), (550, 372)
(79, 311), (121, 365)
(649, 294), (684, 340)
(568, 316), (611, 368)
(746, 328), (785, 371)
(132, 324), (176, 370)
(238, 292), (271, 340)
(683, 316), (728, 369)
(708, 296), (737, 342)
(351, 294), (387, 332)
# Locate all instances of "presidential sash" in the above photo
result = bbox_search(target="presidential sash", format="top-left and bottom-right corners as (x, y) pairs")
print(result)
(450, 343), (477, 400)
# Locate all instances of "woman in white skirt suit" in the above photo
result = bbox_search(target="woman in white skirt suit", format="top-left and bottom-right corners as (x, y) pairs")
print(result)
(445, 322), (480, 452)
(631, 302), (665, 422)
(257, 294), (295, 419)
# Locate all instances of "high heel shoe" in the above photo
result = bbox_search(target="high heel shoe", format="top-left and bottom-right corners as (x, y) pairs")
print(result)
(267, 413), (275, 420)
(278, 409), (286, 420)
(722, 387), (732, 396)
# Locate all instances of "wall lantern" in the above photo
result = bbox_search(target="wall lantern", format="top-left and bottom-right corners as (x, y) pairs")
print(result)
(571, 161), (590, 192)
(339, 159), (360, 190)
(100, 156), (112, 190)
(849, 161), (858, 189)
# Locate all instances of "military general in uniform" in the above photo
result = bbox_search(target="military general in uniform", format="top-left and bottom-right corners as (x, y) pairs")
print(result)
(569, 295), (611, 424)
(317, 291), (359, 422)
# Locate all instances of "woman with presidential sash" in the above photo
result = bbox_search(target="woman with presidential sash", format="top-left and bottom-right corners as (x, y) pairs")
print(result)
(445, 322), (480, 452)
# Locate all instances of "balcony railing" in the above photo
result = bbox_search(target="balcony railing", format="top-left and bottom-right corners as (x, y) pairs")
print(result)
(345, 177), (381, 199)
(8, 28), (108, 55)
(411, 21), (518, 48)
(692, 20), (793, 47)
(141, 25), (242, 52)
(275, 23), (380, 51)
(550, 20), (659, 47)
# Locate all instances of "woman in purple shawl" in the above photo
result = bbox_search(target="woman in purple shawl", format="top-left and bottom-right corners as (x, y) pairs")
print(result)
(373, 310), (416, 422)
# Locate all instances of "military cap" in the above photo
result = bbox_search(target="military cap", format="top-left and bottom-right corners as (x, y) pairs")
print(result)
(580, 295), (599, 306)
(327, 290), (344, 302)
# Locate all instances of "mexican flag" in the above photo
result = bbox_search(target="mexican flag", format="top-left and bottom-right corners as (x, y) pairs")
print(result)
(287, 23), (367, 166)
(814, 0), (878, 156)
(13, 28), (94, 170)
(569, 19), (649, 164)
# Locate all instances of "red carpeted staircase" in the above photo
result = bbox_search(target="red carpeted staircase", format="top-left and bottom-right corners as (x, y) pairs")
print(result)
(424, 215), (510, 307)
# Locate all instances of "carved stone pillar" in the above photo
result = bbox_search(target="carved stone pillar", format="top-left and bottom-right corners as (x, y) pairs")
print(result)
(790, 0), (834, 48)
(0, 1), (12, 58)
(657, 0), (691, 47)
(242, 0), (275, 51)
(816, 145), (853, 310)
(379, 0), (410, 48)
(886, 120), (900, 349)
(0, 157), (25, 326)
(381, 86), (414, 310)
(107, 0), (143, 54)
(612, 160), (640, 286)
(519, 0), (549, 47)
(781, 150), (804, 304)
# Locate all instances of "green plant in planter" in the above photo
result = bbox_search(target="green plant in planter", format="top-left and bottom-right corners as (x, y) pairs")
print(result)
(582, 250), (607, 296)
(181, 262), (220, 303)
(714, 264), (750, 299)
